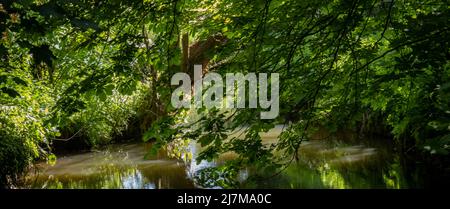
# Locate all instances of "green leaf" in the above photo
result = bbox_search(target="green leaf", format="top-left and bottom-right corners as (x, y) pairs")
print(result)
(1, 87), (20, 98)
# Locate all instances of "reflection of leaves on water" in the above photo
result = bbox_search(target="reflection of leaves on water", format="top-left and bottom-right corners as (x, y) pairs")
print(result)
(194, 166), (239, 189)
(35, 165), (143, 189)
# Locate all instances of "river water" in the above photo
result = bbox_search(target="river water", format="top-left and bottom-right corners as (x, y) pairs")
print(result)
(24, 126), (426, 189)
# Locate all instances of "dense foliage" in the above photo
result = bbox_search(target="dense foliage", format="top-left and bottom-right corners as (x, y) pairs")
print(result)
(0, 0), (449, 187)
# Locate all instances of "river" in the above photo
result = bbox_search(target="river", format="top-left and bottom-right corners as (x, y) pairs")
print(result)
(23, 125), (426, 189)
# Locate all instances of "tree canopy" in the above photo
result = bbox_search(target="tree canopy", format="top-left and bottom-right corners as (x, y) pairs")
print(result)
(0, 0), (449, 187)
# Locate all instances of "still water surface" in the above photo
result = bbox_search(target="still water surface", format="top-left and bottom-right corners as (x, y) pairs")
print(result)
(25, 126), (423, 189)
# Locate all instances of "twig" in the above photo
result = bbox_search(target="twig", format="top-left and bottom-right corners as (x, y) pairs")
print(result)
(52, 128), (83, 141)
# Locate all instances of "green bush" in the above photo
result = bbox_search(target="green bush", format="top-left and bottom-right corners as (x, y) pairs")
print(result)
(0, 130), (32, 187)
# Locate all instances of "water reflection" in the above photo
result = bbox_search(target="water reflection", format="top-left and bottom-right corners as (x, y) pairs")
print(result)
(246, 137), (411, 189)
(25, 126), (422, 189)
(26, 144), (195, 189)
